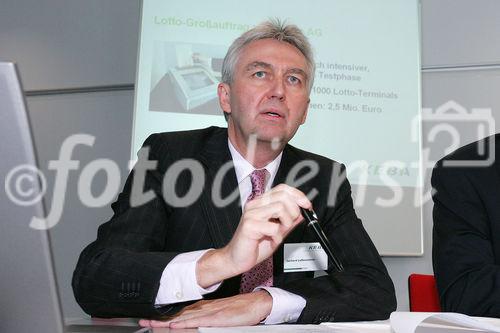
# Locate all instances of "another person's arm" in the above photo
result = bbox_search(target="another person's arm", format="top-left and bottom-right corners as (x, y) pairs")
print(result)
(432, 162), (500, 316)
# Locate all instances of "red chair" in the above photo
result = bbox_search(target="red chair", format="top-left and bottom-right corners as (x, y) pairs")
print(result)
(408, 274), (441, 312)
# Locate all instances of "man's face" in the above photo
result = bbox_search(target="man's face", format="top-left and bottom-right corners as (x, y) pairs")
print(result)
(219, 38), (311, 151)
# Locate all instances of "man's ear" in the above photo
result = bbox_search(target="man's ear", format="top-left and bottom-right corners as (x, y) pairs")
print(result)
(218, 83), (231, 115)
(300, 99), (310, 124)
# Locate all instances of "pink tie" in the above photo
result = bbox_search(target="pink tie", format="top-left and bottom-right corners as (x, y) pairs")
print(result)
(239, 169), (274, 294)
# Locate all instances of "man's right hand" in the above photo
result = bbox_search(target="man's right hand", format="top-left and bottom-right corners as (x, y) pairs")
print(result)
(195, 184), (312, 288)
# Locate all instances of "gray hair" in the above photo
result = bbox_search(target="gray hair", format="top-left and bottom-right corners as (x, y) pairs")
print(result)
(221, 18), (315, 93)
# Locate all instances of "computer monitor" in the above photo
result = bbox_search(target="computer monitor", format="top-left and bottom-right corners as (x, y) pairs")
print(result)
(0, 61), (66, 333)
(0, 62), (147, 333)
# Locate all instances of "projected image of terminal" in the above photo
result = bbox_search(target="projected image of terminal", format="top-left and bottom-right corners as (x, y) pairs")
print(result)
(182, 71), (214, 90)
(169, 66), (218, 110)
(149, 42), (224, 115)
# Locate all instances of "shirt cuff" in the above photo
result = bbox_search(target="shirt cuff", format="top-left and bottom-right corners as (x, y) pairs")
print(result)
(155, 249), (222, 305)
(255, 286), (306, 324)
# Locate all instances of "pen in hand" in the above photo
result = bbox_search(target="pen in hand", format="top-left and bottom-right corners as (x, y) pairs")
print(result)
(300, 207), (344, 272)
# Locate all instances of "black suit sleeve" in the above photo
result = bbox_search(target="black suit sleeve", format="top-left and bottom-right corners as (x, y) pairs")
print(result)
(432, 163), (500, 316)
(72, 134), (188, 318)
(277, 171), (396, 323)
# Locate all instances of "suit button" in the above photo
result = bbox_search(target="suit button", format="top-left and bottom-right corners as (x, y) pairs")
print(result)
(175, 291), (183, 300)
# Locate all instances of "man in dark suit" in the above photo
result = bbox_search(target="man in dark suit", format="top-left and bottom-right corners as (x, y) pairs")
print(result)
(73, 19), (396, 328)
(432, 134), (500, 316)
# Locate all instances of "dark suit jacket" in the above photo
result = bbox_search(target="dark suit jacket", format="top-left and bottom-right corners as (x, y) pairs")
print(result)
(73, 126), (396, 323)
(432, 134), (500, 316)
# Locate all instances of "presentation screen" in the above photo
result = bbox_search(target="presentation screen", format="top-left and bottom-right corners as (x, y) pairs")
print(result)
(132, 0), (422, 255)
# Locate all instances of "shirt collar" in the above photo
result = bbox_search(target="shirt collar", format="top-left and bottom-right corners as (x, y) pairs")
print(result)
(227, 139), (283, 185)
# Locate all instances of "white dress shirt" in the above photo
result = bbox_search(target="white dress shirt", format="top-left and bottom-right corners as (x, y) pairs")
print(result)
(155, 140), (306, 324)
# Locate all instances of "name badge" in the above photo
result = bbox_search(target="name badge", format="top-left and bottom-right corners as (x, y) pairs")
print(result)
(283, 242), (328, 272)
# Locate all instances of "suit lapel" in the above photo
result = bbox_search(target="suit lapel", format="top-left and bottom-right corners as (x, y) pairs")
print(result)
(197, 128), (242, 249)
(272, 145), (309, 278)
(272, 144), (310, 238)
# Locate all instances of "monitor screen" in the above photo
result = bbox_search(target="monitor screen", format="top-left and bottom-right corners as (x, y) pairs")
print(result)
(182, 71), (214, 90)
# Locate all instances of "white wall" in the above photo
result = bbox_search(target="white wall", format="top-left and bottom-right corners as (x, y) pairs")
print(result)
(384, 0), (500, 310)
(0, 0), (140, 319)
(1, 0), (499, 318)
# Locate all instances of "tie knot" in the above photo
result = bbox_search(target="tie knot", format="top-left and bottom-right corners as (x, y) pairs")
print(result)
(248, 169), (267, 201)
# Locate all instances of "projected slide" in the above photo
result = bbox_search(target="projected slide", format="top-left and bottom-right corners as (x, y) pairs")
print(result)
(149, 42), (225, 114)
(133, 0), (422, 255)
(134, 0), (420, 187)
